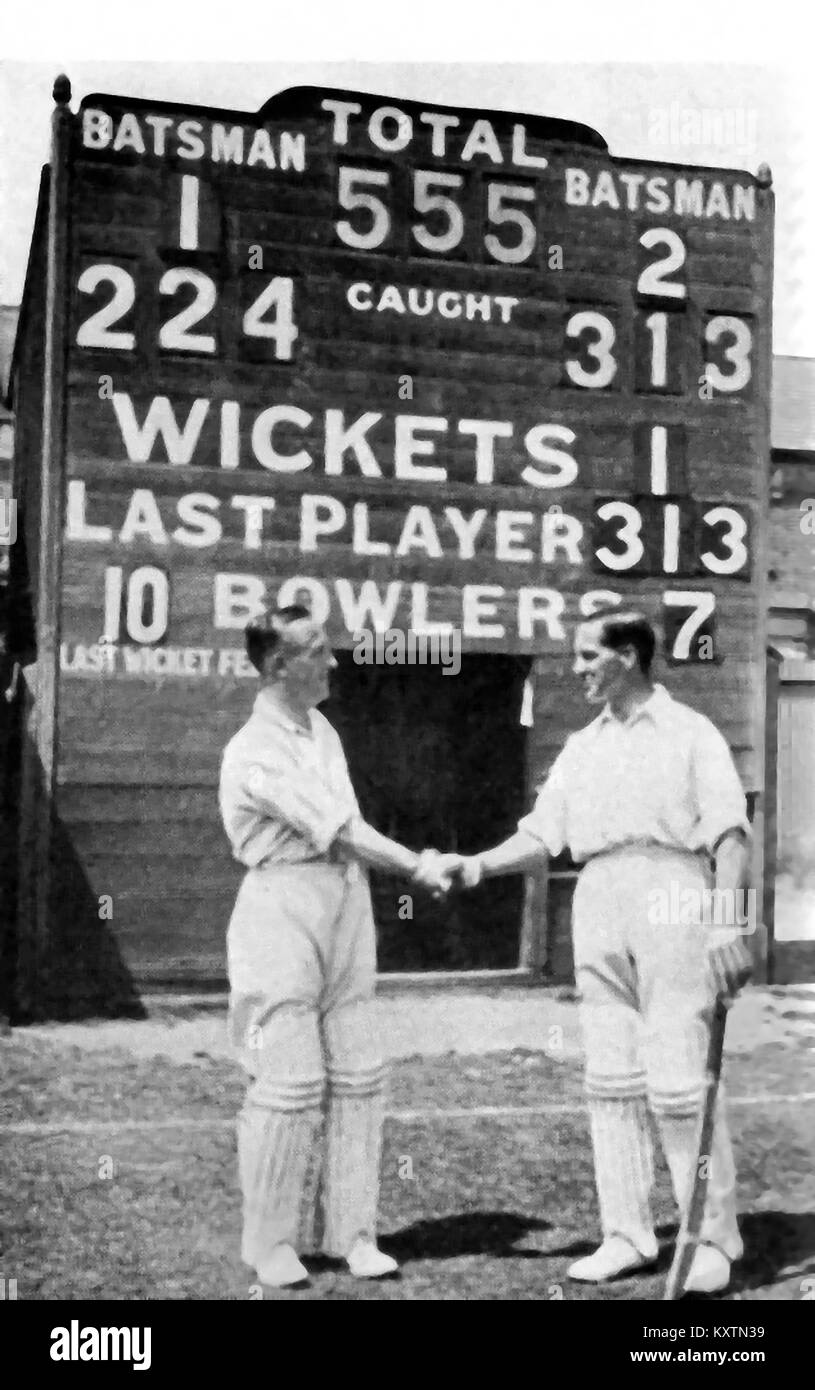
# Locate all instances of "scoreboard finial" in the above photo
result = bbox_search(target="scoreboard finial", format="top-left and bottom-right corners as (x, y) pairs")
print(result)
(756, 162), (773, 188)
(53, 74), (72, 105)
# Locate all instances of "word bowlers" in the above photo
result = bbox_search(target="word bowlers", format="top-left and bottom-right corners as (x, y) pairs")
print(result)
(50, 1321), (151, 1371)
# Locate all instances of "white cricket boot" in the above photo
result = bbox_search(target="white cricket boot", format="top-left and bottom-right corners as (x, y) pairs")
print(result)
(568, 1235), (657, 1283)
(257, 1243), (309, 1288)
(684, 1243), (732, 1294)
(346, 1237), (399, 1279)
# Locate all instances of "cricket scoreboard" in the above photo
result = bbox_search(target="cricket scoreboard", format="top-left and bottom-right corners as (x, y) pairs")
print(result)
(12, 81), (773, 997)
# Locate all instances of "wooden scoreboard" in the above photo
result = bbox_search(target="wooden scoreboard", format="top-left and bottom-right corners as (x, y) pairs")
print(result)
(9, 78), (773, 1011)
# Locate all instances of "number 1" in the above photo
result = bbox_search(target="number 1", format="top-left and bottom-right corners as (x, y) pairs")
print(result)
(180, 175), (200, 251)
(644, 312), (668, 387)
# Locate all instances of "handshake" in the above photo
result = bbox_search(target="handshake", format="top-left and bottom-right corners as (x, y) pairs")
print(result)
(411, 849), (484, 898)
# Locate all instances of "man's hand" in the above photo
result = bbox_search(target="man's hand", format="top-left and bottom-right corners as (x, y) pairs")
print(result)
(412, 850), (462, 898)
(707, 931), (753, 1000)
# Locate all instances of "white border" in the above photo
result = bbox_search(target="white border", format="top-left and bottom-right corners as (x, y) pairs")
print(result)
(2, 0), (810, 65)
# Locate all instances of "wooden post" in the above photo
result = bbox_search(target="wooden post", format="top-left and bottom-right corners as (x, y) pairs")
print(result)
(749, 162), (775, 989)
(519, 864), (547, 977)
(519, 658), (547, 978)
(17, 76), (72, 1014)
(763, 649), (781, 984)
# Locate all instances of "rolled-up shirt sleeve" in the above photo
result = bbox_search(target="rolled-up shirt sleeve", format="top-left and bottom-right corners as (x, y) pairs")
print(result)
(690, 720), (752, 856)
(251, 766), (355, 853)
(517, 745), (571, 857)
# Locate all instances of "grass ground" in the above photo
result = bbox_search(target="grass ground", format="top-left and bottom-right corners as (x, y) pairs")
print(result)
(1, 996), (814, 1301)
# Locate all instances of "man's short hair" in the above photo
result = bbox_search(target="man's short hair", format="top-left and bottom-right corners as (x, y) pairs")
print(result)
(581, 607), (656, 674)
(244, 604), (315, 673)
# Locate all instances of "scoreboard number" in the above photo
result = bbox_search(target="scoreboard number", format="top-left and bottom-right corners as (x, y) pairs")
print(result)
(77, 265), (299, 360)
(103, 565), (170, 644)
(594, 501), (644, 569)
(565, 311), (617, 388)
(663, 590), (716, 662)
(242, 276), (298, 357)
(483, 184), (537, 264)
(704, 315), (753, 392)
(179, 174), (200, 251)
(699, 504), (749, 574)
(337, 167), (391, 250)
(158, 268), (217, 353)
(412, 171), (465, 254)
(593, 499), (750, 577)
(643, 311), (668, 387)
(335, 167), (538, 263)
(637, 228), (687, 299)
(76, 264), (136, 350)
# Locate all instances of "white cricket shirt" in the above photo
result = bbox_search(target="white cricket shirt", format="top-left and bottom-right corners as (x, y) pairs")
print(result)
(219, 689), (359, 867)
(519, 684), (750, 862)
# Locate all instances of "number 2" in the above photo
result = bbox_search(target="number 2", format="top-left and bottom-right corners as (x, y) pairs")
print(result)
(637, 228), (686, 299)
(76, 264), (136, 349)
(158, 268), (217, 353)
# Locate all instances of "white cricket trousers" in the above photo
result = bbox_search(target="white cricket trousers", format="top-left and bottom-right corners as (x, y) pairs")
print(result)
(572, 845), (743, 1262)
(227, 862), (386, 1268)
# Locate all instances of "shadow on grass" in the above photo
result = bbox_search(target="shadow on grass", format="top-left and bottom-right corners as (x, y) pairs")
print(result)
(670, 1211), (815, 1300)
(734, 1210), (815, 1292)
(375, 1211), (552, 1261)
(370, 1210), (815, 1293)
(516, 1211), (815, 1297)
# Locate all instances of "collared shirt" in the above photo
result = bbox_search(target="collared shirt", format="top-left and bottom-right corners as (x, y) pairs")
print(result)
(219, 690), (359, 868)
(519, 684), (750, 862)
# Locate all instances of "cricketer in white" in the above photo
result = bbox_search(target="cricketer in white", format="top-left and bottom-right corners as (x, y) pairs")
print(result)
(448, 609), (753, 1295)
(218, 606), (456, 1289)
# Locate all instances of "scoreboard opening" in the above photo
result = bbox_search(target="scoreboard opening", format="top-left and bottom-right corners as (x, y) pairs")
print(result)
(326, 653), (531, 972)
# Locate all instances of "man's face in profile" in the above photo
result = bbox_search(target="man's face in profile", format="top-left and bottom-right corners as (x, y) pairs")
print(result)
(572, 619), (634, 705)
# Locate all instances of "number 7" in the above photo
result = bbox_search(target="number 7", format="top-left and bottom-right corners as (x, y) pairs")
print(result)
(663, 590), (715, 660)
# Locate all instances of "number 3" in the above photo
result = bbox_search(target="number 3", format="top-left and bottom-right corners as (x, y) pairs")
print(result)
(705, 316), (752, 392)
(565, 311), (617, 388)
(595, 501), (644, 569)
(700, 506), (749, 575)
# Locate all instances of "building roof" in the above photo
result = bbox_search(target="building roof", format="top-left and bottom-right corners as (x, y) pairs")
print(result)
(772, 357), (815, 453)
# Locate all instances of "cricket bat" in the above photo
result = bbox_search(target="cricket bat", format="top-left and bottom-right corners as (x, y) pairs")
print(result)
(663, 995), (731, 1301)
